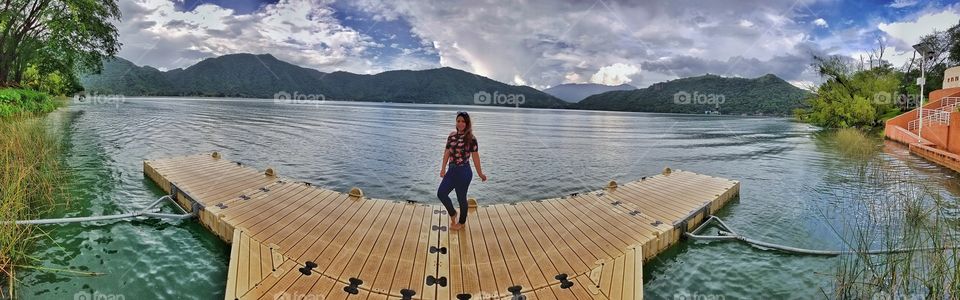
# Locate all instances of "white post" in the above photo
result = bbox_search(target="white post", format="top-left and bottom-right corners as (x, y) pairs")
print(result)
(919, 58), (925, 143)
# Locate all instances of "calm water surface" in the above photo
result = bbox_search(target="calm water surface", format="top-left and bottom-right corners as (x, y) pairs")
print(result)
(17, 98), (960, 299)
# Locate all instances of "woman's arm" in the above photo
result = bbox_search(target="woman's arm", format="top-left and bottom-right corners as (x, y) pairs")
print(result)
(440, 148), (450, 177)
(472, 152), (487, 182)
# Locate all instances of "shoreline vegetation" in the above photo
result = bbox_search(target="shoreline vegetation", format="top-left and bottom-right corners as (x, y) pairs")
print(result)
(0, 89), (68, 299)
(1, 0), (120, 295)
(0, 88), (60, 117)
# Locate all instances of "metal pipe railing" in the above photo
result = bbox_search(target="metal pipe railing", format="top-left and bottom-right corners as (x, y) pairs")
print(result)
(2, 195), (195, 225)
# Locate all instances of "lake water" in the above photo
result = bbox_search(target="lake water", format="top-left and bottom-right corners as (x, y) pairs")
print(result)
(17, 97), (960, 299)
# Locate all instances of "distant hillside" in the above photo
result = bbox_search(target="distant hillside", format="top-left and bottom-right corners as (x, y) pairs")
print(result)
(80, 54), (568, 108)
(164, 54), (329, 98)
(81, 54), (810, 114)
(575, 74), (810, 116)
(543, 83), (635, 102)
(79, 58), (175, 96)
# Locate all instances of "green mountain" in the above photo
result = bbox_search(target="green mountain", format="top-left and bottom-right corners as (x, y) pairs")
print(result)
(81, 54), (809, 114)
(80, 54), (567, 108)
(79, 58), (175, 96)
(574, 74), (811, 116)
(164, 53), (328, 97)
(543, 83), (636, 102)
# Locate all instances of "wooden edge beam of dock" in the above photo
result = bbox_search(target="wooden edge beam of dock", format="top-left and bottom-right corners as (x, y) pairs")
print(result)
(142, 152), (740, 300)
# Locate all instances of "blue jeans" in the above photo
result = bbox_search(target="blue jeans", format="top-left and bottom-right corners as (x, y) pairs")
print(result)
(437, 162), (472, 224)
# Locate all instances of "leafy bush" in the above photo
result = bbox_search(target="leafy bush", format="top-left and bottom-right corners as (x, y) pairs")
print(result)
(0, 88), (58, 118)
(22, 66), (72, 96)
(797, 57), (900, 128)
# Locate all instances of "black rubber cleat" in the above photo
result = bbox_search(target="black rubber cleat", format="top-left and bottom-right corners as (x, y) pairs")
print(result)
(298, 266), (311, 275)
(555, 273), (574, 289)
(343, 286), (358, 295)
(299, 261), (318, 275)
(343, 277), (363, 295)
(425, 275), (447, 287)
(400, 289), (416, 300)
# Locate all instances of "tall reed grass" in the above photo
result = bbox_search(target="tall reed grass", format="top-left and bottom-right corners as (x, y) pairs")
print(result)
(0, 115), (69, 299)
(826, 128), (960, 298)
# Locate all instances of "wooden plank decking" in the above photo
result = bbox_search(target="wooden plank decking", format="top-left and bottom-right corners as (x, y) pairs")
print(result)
(143, 152), (740, 299)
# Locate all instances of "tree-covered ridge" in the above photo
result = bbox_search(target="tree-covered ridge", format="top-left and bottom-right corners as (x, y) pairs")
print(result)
(81, 54), (569, 108)
(83, 54), (812, 114)
(575, 73), (811, 116)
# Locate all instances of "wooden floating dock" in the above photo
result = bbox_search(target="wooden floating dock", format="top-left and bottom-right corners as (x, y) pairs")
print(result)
(143, 153), (740, 300)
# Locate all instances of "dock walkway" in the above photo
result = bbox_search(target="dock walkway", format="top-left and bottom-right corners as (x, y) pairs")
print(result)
(143, 152), (740, 299)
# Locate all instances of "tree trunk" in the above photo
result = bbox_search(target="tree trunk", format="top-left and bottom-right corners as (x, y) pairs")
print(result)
(0, 0), (45, 86)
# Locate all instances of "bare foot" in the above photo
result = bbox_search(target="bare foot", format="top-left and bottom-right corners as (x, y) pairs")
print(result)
(452, 222), (464, 230)
(449, 213), (458, 228)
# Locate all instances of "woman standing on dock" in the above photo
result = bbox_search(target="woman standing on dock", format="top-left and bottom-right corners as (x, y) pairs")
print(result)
(438, 111), (487, 230)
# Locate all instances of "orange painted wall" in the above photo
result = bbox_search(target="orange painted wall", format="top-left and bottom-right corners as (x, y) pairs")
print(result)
(882, 82), (960, 172)
(887, 88), (960, 128)
(949, 113), (960, 154)
(886, 107), (917, 129)
(930, 87), (960, 103)
(885, 88), (960, 150)
(922, 122), (950, 146)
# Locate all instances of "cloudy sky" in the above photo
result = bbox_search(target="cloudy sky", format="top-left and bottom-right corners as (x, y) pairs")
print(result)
(116, 0), (960, 89)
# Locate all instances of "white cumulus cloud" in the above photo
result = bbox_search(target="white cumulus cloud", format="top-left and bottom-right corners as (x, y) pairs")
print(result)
(117, 0), (381, 73)
(813, 18), (828, 28)
(879, 10), (960, 47)
(590, 63), (640, 85)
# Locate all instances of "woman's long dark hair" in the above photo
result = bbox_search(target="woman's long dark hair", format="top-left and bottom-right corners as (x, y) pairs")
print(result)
(457, 111), (475, 149)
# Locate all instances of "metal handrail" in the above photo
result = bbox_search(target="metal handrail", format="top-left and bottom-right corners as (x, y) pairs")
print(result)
(937, 97), (960, 112)
(908, 109), (951, 131)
